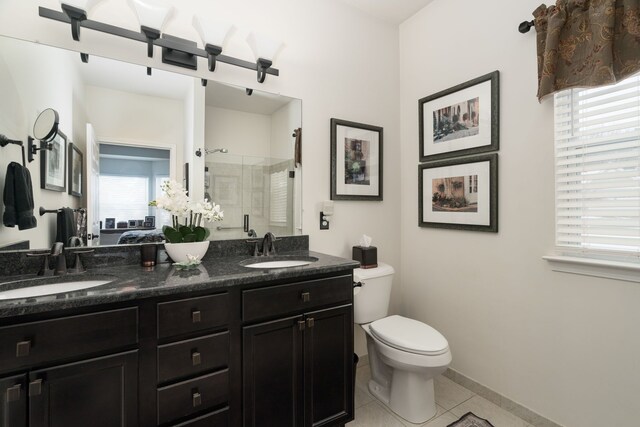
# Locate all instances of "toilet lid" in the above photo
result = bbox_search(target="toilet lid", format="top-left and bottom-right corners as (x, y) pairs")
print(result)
(370, 315), (449, 356)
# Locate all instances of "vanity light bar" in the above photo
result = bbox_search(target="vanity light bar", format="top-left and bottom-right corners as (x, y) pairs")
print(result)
(38, 7), (279, 79)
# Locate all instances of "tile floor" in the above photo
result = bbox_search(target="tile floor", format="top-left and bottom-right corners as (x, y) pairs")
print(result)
(347, 361), (533, 427)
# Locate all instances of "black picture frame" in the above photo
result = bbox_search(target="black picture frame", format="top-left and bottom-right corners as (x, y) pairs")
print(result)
(330, 118), (383, 201)
(144, 215), (155, 228)
(418, 153), (498, 232)
(40, 130), (67, 192)
(68, 142), (83, 197)
(419, 71), (499, 162)
(105, 218), (115, 229)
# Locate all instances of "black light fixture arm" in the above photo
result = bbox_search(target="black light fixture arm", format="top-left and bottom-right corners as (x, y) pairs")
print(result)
(39, 7), (280, 80)
(256, 58), (272, 83)
(205, 44), (223, 72)
(60, 4), (87, 41)
(141, 26), (161, 58)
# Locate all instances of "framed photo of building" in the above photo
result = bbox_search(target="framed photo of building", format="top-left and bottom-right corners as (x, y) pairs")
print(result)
(40, 130), (67, 192)
(68, 143), (83, 197)
(419, 71), (499, 162)
(419, 153), (498, 232)
(330, 118), (383, 201)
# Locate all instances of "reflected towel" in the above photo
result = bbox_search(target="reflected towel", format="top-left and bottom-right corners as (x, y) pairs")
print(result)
(2, 161), (37, 230)
(56, 208), (76, 246)
(294, 127), (302, 167)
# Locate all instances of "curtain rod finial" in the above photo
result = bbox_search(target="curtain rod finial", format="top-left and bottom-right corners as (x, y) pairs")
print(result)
(519, 20), (534, 33)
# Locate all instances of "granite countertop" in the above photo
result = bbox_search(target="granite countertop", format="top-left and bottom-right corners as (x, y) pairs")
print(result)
(0, 251), (360, 319)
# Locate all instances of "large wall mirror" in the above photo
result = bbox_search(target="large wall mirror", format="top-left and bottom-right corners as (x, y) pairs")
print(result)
(0, 35), (302, 252)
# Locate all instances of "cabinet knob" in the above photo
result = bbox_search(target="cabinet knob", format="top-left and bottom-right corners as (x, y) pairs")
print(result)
(192, 310), (201, 323)
(301, 292), (310, 302)
(298, 320), (306, 331)
(28, 379), (42, 397)
(192, 351), (201, 366)
(306, 318), (315, 328)
(6, 384), (21, 402)
(192, 392), (202, 407)
(16, 340), (31, 357)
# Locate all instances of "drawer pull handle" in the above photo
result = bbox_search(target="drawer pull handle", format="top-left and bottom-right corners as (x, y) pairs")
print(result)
(301, 292), (310, 302)
(306, 318), (315, 328)
(192, 310), (201, 323)
(298, 320), (306, 331)
(6, 384), (21, 402)
(28, 379), (42, 397)
(192, 351), (201, 366)
(16, 340), (31, 357)
(192, 392), (202, 407)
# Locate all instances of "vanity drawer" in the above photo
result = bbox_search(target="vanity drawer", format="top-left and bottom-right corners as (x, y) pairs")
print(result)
(0, 308), (138, 373)
(158, 293), (229, 339)
(157, 331), (229, 383)
(242, 275), (352, 322)
(157, 369), (229, 425)
(171, 407), (229, 427)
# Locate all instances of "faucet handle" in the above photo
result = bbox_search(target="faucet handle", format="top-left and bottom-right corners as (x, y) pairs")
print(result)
(26, 252), (52, 276)
(68, 249), (94, 274)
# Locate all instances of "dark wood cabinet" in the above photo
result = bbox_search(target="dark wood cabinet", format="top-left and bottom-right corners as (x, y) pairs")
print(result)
(28, 350), (138, 427)
(243, 304), (354, 427)
(1, 374), (27, 427)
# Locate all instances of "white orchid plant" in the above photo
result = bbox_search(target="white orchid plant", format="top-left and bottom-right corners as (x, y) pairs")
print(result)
(149, 180), (223, 243)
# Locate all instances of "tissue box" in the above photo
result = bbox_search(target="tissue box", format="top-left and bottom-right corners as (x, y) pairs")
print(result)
(352, 246), (377, 269)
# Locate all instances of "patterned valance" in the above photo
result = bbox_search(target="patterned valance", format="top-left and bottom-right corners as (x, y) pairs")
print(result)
(534, 0), (640, 101)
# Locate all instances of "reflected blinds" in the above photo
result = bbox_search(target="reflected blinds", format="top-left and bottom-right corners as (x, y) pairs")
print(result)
(554, 75), (640, 256)
(270, 170), (288, 224)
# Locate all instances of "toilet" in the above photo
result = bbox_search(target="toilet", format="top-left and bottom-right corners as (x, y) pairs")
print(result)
(353, 263), (451, 424)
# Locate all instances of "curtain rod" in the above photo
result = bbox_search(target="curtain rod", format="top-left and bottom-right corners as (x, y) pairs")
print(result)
(519, 20), (535, 33)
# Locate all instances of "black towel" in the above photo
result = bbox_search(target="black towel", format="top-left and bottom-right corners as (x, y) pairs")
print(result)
(56, 208), (76, 247)
(2, 161), (37, 230)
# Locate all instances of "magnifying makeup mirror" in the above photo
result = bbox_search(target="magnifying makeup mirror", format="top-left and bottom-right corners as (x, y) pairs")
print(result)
(28, 108), (60, 163)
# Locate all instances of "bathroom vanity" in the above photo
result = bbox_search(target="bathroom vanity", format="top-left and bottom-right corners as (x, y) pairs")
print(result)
(0, 248), (358, 427)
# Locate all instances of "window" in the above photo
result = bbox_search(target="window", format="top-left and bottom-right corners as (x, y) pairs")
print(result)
(270, 170), (288, 225)
(154, 176), (171, 227)
(553, 75), (640, 263)
(99, 176), (149, 224)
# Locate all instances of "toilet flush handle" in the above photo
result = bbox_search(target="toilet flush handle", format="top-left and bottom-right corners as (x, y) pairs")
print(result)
(353, 281), (364, 288)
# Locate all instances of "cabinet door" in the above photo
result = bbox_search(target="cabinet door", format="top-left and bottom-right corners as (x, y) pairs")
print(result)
(28, 351), (138, 427)
(243, 316), (304, 427)
(1, 374), (27, 427)
(304, 305), (353, 427)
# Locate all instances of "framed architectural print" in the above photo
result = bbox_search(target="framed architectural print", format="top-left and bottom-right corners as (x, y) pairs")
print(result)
(68, 142), (83, 197)
(41, 130), (67, 192)
(330, 118), (383, 201)
(419, 153), (498, 232)
(419, 71), (499, 162)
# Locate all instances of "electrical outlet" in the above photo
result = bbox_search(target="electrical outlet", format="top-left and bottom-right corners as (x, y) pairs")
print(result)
(320, 212), (329, 230)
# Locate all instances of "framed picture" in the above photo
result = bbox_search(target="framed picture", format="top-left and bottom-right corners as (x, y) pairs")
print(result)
(128, 220), (137, 228)
(40, 130), (67, 192)
(68, 143), (83, 197)
(419, 153), (498, 232)
(144, 215), (155, 228)
(105, 218), (115, 229)
(330, 118), (383, 201)
(419, 71), (499, 162)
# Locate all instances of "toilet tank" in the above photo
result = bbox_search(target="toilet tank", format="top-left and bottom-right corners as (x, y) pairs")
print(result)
(353, 263), (395, 324)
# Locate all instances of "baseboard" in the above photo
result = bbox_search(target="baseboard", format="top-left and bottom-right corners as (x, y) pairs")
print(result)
(444, 368), (564, 427)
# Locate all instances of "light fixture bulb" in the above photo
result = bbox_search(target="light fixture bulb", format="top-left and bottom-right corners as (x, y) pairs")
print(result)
(246, 32), (284, 63)
(192, 16), (234, 50)
(59, 0), (105, 41)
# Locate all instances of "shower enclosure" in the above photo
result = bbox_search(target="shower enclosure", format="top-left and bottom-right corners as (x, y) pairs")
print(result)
(204, 152), (298, 240)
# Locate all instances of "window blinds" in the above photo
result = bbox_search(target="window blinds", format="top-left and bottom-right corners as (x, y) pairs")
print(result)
(270, 170), (288, 225)
(554, 75), (640, 257)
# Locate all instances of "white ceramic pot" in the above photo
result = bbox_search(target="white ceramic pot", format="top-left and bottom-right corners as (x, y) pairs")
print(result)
(164, 241), (210, 263)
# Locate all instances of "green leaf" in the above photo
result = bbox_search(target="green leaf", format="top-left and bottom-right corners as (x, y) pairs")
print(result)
(182, 233), (197, 243)
(179, 225), (193, 237)
(164, 229), (184, 243)
(193, 226), (207, 242)
(162, 225), (176, 234)
(203, 227), (211, 240)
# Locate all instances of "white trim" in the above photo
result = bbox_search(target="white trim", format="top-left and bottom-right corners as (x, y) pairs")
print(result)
(543, 255), (640, 283)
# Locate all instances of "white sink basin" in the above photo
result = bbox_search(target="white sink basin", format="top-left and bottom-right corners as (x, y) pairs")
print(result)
(242, 256), (318, 269)
(0, 280), (113, 300)
(244, 260), (313, 269)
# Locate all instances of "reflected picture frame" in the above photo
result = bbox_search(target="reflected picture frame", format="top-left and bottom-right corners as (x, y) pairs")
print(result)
(68, 142), (83, 197)
(41, 130), (67, 192)
(418, 153), (498, 232)
(419, 71), (499, 162)
(330, 118), (383, 201)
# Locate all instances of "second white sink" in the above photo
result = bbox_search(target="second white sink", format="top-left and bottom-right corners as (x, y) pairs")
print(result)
(244, 260), (313, 269)
(0, 280), (113, 300)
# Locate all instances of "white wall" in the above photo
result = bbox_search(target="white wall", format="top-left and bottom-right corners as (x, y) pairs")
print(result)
(270, 99), (302, 161)
(0, 37), (83, 249)
(205, 106), (271, 158)
(399, 1), (640, 426)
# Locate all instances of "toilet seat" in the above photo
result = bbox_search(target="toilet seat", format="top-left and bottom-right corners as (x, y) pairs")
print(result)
(370, 315), (449, 356)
